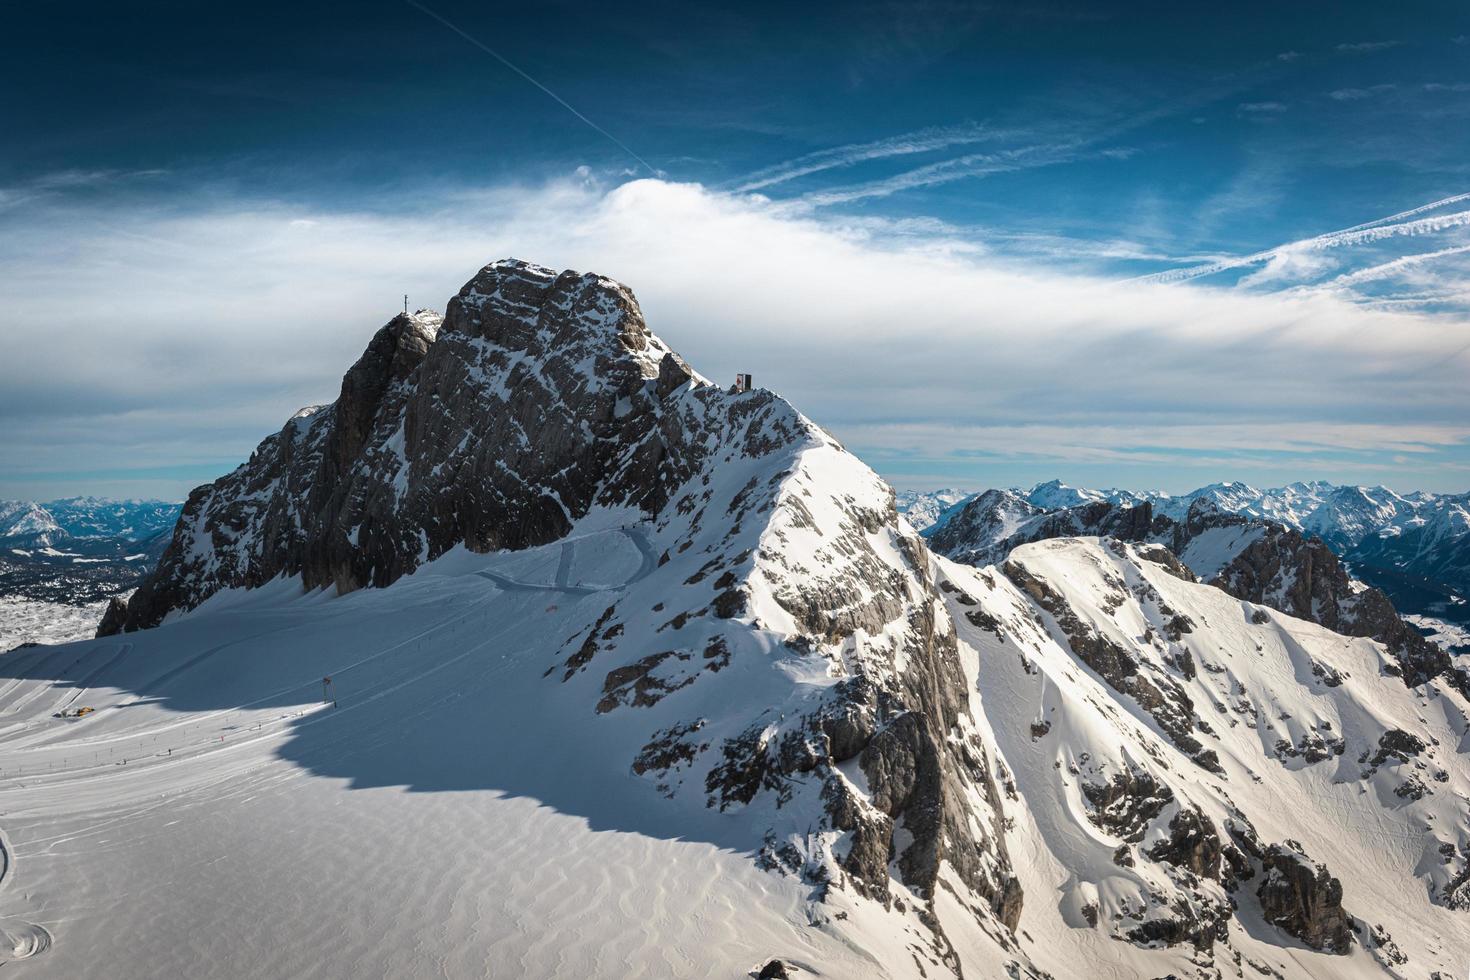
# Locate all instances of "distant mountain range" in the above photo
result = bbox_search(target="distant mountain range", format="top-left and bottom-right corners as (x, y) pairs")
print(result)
(0, 496), (181, 544)
(0, 497), (182, 605)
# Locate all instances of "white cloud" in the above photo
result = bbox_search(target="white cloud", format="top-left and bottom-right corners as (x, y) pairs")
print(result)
(1336, 40), (1402, 53)
(1, 177), (1468, 496)
(1329, 85), (1396, 100)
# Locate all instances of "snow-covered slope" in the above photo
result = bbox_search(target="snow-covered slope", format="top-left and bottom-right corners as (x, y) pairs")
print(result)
(5, 538), (1466, 977)
(939, 539), (1470, 977)
(2, 261), (1466, 978)
(929, 491), (1465, 696)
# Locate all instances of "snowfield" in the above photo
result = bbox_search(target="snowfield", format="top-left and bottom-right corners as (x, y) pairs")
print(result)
(0, 528), (1465, 978)
(0, 538), (897, 979)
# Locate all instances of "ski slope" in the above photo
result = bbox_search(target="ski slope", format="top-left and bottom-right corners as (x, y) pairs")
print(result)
(0, 530), (915, 979)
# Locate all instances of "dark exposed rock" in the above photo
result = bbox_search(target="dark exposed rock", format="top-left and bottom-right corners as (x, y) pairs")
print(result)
(596, 650), (694, 713)
(1148, 805), (1223, 880)
(95, 594), (129, 637)
(1256, 844), (1353, 954)
(1080, 769), (1175, 842)
(118, 261), (718, 631)
(756, 960), (790, 979)
(1134, 543), (1196, 581)
(1125, 896), (1231, 951)
(1371, 728), (1426, 766)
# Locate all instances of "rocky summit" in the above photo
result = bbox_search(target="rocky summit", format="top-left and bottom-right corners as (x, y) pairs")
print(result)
(12, 259), (1460, 978)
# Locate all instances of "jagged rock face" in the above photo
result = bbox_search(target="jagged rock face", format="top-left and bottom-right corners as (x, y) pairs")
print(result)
(1256, 845), (1353, 954)
(1147, 805), (1222, 880)
(123, 261), (696, 630)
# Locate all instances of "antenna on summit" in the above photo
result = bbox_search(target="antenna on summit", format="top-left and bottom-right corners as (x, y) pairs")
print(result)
(404, 294), (409, 315)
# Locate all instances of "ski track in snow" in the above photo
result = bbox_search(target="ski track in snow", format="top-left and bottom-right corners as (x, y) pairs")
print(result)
(0, 525), (889, 979)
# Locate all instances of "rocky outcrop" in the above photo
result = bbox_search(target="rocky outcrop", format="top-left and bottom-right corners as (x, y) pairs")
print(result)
(95, 595), (128, 637)
(1256, 844), (1353, 954)
(1081, 769), (1175, 841)
(1201, 507), (1465, 693)
(1148, 805), (1223, 880)
(121, 261), (698, 630)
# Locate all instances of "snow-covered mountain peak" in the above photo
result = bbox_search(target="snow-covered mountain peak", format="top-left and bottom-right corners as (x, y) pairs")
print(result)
(18, 260), (1464, 978)
(92, 259), (1040, 970)
(894, 487), (973, 534)
(0, 500), (60, 538)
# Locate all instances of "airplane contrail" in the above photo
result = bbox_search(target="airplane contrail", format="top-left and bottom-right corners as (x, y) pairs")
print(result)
(1132, 192), (1470, 285)
(405, 0), (658, 176)
(728, 123), (1012, 194)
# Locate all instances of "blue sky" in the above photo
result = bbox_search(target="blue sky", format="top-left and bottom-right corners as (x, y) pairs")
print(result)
(3, 0), (1469, 499)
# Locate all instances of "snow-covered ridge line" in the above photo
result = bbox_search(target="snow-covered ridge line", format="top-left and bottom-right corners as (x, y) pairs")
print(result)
(0, 498), (181, 544)
(927, 488), (1469, 700)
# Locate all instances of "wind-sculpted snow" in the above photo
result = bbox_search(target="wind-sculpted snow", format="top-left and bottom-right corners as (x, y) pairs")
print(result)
(18, 258), (1462, 977)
